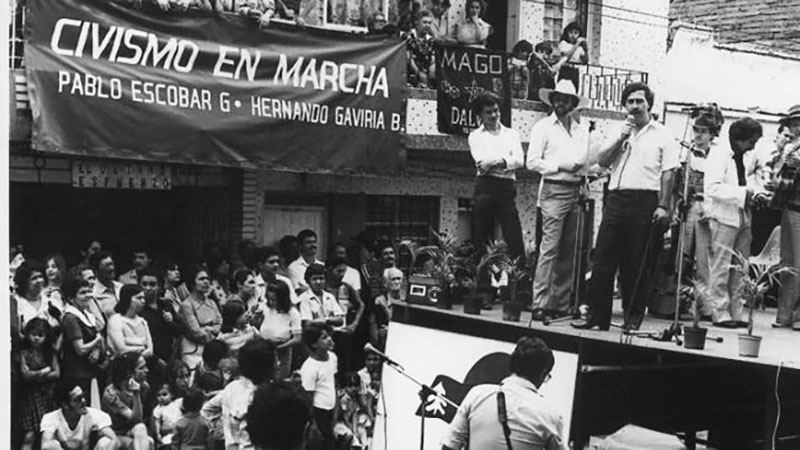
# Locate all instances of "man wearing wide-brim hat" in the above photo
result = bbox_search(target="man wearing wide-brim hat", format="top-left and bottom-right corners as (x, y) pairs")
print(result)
(526, 80), (593, 321)
(774, 104), (800, 330)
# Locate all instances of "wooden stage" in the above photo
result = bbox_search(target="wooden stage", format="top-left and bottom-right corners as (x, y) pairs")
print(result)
(395, 301), (800, 372)
(393, 301), (800, 449)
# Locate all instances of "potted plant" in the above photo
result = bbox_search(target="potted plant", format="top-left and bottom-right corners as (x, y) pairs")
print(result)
(412, 231), (479, 312)
(477, 240), (529, 322)
(728, 249), (795, 357)
(683, 278), (709, 350)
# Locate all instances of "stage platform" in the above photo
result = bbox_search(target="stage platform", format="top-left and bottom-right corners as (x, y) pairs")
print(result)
(395, 301), (800, 372)
(392, 300), (800, 449)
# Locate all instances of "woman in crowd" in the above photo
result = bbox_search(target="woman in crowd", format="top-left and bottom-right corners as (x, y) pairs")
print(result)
(218, 301), (260, 356)
(107, 284), (154, 358)
(162, 260), (189, 312)
(207, 256), (232, 306)
(43, 253), (67, 314)
(557, 21), (588, 90)
(61, 278), (107, 406)
(371, 267), (405, 350)
(452, 0), (491, 48)
(14, 260), (62, 332)
(179, 265), (223, 369)
(227, 268), (261, 321)
(101, 352), (152, 450)
(259, 280), (302, 380)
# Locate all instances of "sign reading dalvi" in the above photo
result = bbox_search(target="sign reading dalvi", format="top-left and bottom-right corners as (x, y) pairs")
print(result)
(26, 0), (407, 174)
(72, 161), (172, 190)
(435, 44), (511, 136)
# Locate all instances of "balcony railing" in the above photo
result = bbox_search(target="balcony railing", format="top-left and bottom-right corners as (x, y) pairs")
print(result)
(576, 64), (649, 112)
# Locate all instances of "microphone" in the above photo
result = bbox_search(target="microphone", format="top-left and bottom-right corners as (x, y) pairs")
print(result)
(364, 343), (403, 368)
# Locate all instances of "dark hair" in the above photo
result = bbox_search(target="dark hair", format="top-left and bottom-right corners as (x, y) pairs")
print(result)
(137, 266), (160, 285)
(62, 277), (92, 301)
(278, 235), (299, 263)
(325, 255), (349, 270)
(115, 284), (144, 315)
(512, 40), (533, 57)
(182, 388), (205, 413)
(195, 371), (224, 392)
(508, 336), (555, 381)
(465, 0), (486, 16)
(89, 250), (114, 271)
(14, 260), (45, 297)
(304, 263), (327, 283)
(183, 263), (207, 293)
(54, 380), (84, 406)
(560, 21), (583, 42)
(297, 229), (317, 244)
(232, 268), (255, 294)
(266, 280), (292, 314)
(374, 240), (395, 256)
(203, 339), (230, 368)
(247, 381), (313, 449)
(221, 301), (247, 333)
(169, 359), (191, 384)
(472, 92), (500, 117)
(110, 352), (142, 388)
(534, 41), (553, 54)
(238, 339), (276, 385)
(416, 9), (432, 21)
(729, 117), (763, 142)
(207, 256), (230, 280)
(254, 246), (280, 265)
(621, 82), (654, 110)
(22, 317), (56, 360)
(44, 254), (67, 282)
(302, 322), (332, 350)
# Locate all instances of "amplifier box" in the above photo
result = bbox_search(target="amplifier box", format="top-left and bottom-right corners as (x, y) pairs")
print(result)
(407, 275), (443, 306)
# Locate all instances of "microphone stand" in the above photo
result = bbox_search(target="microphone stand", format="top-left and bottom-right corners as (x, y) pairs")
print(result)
(380, 358), (459, 450)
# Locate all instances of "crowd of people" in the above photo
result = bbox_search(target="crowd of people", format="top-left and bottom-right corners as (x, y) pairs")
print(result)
(10, 229), (403, 449)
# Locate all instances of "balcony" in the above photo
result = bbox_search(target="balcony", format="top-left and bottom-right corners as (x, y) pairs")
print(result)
(576, 64), (649, 112)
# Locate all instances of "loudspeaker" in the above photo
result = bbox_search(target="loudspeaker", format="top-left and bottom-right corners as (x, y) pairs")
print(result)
(407, 275), (443, 306)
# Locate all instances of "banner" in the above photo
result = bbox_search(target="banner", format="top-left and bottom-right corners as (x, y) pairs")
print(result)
(25, 0), (407, 174)
(436, 44), (511, 135)
(373, 322), (578, 450)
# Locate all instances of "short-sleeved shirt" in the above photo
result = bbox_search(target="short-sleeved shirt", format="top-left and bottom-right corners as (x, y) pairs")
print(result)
(101, 384), (139, 434)
(298, 290), (344, 322)
(15, 294), (60, 330)
(259, 306), (302, 342)
(558, 40), (585, 64)
(173, 412), (211, 450)
(93, 280), (122, 318)
(61, 310), (101, 380)
(300, 353), (338, 410)
(605, 120), (680, 192)
(40, 407), (112, 450)
(441, 375), (566, 450)
(152, 398), (183, 444)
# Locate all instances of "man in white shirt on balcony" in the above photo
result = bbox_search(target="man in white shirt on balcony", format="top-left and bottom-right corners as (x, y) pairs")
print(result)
(468, 92), (525, 259)
(527, 80), (592, 321)
(704, 117), (766, 327)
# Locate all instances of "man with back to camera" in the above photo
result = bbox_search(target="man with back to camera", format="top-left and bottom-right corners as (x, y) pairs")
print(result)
(440, 336), (566, 450)
(468, 92), (525, 260)
(572, 82), (679, 331)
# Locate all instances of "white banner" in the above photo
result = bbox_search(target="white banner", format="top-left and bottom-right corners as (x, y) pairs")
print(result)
(373, 322), (579, 450)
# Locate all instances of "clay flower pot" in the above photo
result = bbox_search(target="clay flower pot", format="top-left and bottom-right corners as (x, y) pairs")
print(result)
(738, 334), (762, 358)
(683, 326), (707, 350)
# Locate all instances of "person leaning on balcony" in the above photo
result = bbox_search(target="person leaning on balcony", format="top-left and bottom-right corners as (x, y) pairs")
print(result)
(508, 40), (533, 100)
(468, 92), (525, 260)
(772, 105), (800, 330)
(556, 21), (588, 91)
(405, 10), (437, 89)
(527, 80), (593, 323)
(428, 0), (454, 41)
(704, 118), (766, 328)
(528, 42), (558, 101)
(296, 0), (324, 27)
(452, 0), (491, 48)
(571, 82), (678, 332)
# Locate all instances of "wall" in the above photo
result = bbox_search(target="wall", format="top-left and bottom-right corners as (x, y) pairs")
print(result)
(663, 25), (800, 115)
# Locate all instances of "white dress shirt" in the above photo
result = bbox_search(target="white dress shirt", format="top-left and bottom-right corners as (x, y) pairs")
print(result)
(606, 120), (680, 191)
(468, 124), (525, 180)
(527, 113), (594, 182)
(704, 143), (766, 228)
(287, 257), (323, 291)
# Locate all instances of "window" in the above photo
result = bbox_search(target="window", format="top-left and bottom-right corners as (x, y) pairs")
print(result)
(9, 0), (25, 69)
(543, 0), (583, 45)
(366, 195), (439, 243)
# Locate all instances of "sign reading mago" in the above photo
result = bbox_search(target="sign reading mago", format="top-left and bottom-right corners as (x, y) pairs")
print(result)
(26, 0), (407, 174)
(436, 44), (511, 135)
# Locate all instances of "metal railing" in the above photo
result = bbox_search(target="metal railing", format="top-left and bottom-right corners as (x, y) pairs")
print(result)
(576, 63), (649, 112)
(10, 0), (25, 69)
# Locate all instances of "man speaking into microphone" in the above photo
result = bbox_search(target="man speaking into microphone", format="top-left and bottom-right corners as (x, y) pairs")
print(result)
(572, 82), (679, 331)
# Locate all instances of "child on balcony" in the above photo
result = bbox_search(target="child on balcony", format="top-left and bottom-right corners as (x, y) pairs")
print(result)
(557, 21), (588, 90)
(509, 40), (533, 100)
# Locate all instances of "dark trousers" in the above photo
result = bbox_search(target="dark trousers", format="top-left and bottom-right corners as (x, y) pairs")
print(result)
(588, 190), (658, 324)
(472, 177), (525, 259)
(313, 407), (335, 450)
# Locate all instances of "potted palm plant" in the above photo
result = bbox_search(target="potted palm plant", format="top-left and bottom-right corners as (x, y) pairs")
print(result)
(412, 231), (478, 311)
(728, 249), (795, 357)
(478, 240), (529, 322)
(683, 278), (709, 350)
